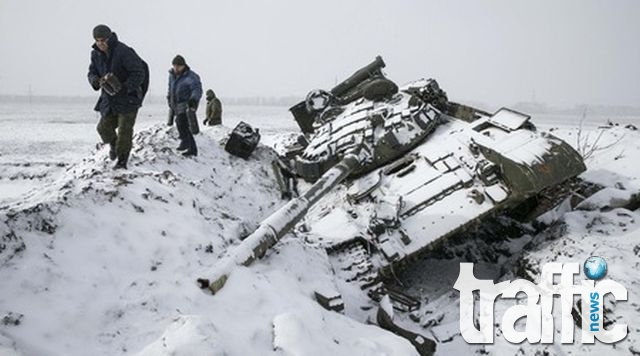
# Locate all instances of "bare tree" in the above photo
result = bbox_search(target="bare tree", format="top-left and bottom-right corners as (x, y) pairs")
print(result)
(576, 109), (625, 160)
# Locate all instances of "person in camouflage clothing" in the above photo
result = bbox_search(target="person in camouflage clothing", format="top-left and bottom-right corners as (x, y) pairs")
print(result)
(204, 89), (222, 126)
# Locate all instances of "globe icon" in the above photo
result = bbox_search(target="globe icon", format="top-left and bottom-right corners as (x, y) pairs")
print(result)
(584, 256), (607, 280)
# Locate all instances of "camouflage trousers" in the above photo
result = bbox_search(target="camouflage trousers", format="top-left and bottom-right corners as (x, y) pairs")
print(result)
(97, 111), (137, 161)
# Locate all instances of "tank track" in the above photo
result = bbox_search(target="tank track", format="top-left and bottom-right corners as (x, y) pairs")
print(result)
(328, 239), (380, 289)
(327, 239), (421, 312)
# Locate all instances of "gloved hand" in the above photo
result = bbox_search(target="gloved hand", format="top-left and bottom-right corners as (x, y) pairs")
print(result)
(90, 76), (101, 90)
(188, 99), (197, 109)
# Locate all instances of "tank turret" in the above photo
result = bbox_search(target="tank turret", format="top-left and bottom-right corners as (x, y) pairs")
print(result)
(290, 55), (387, 134)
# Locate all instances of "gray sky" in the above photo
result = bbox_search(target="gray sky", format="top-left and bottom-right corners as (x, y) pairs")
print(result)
(0, 0), (638, 107)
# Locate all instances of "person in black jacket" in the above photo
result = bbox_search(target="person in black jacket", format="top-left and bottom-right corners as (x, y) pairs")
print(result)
(167, 55), (203, 156)
(88, 24), (148, 169)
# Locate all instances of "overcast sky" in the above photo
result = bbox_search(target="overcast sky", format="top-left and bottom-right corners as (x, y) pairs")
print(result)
(0, 0), (638, 107)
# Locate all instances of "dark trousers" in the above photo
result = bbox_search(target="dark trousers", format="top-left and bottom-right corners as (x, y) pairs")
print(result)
(97, 111), (137, 161)
(176, 112), (197, 153)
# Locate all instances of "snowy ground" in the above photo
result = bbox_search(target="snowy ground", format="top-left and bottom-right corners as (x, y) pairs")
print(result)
(0, 100), (293, 204)
(0, 100), (639, 355)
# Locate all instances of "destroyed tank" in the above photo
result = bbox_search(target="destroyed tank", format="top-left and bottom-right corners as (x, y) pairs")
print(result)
(199, 56), (586, 301)
(199, 56), (587, 355)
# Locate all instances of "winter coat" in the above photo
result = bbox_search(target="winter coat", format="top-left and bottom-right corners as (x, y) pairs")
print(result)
(88, 32), (148, 116)
(167, 67), (203, 114)
(205, 91), (222, 125)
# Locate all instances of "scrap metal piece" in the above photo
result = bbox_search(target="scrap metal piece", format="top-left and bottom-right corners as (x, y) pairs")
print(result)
(224, 121), (260, 159)
(368, 285), (421, 313)
(314, 288), (345, 313)
(377, 296), (436, 356)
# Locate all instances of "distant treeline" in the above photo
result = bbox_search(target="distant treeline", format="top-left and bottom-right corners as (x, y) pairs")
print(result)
(1, 95), (639, 116)
(512, 101), (640, 117)
(221, 96), (302, 107)
(0, 95), (303, 107)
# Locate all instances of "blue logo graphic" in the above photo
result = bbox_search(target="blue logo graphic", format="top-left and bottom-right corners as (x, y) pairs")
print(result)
(584, 256), (607, 280)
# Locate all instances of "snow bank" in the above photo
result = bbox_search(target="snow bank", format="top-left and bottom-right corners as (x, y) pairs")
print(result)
(507, 204), (640, 355)
(0, 124), (415, 355)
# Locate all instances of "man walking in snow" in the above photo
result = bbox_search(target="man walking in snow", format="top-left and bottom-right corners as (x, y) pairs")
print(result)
(167, 55), (203, 156)
(88, 24), (148, 170)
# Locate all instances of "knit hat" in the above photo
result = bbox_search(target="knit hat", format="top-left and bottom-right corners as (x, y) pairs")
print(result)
(93, 24), (112, 39)
(172, 55), (186, 66)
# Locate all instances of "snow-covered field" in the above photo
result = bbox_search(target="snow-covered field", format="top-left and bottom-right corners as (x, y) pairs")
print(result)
(0, 101), (294, 203)
(0, 100), (639, 355)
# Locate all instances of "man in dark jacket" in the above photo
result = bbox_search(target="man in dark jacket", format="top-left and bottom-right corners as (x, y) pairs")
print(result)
(204, 89), (222, 126)
(88, 24), (148, 169)
(167, 55), (203, 156)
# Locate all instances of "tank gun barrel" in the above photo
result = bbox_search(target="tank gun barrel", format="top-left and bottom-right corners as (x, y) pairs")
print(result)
(330, 55), (386, 97)
(199, 151), (366, 294)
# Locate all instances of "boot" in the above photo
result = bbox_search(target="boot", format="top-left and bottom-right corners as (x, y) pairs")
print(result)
(114, 156), (128, 170)
(108, 144), (117, 161)
(182, 149), (197, 157)
(176, 142), (188, 151)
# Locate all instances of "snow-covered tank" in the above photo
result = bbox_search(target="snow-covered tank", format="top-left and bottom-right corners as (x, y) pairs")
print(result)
(282, 56), (586, 294)
(199, 57), (586, 300)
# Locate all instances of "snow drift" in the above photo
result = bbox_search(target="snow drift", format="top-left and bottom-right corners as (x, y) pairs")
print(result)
(0, 125), (417, 356)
